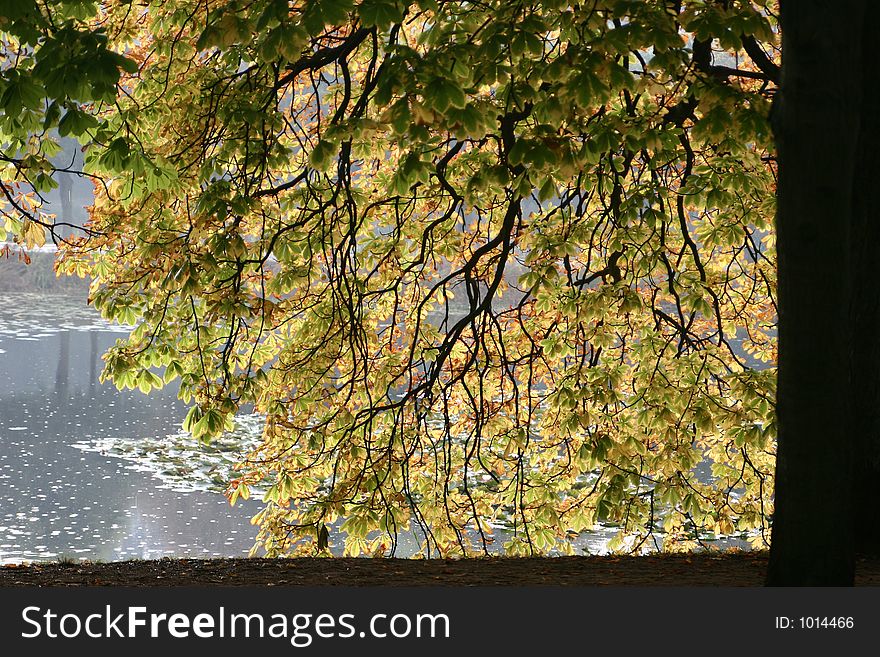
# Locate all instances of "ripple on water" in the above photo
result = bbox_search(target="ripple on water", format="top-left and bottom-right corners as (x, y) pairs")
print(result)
(1, 293), (263, 564)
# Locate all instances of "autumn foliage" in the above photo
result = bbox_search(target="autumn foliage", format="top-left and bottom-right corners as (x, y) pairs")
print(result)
(4, 1), (779, 557)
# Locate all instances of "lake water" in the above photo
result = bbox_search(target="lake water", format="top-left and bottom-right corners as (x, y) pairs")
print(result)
(0, 293), (262, 564)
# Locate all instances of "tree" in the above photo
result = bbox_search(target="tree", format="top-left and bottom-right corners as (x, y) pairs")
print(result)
(767, 0), (879, 586)
(52, 0), (779, 558)
(0, 0), (137, 251)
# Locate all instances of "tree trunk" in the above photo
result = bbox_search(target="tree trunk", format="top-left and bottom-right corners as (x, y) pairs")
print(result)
(767, 0), (865, 585)
(850, 3), (880, 559)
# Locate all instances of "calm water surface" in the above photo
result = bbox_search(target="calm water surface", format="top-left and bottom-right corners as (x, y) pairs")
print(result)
(0, 293), (261, 564)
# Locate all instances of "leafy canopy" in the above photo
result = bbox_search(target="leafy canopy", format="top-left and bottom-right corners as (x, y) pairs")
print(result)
(50, 0), (777, 556)
(0, 0), (136, 248)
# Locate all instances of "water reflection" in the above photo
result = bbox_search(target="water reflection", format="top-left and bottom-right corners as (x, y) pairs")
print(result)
(0, 293), (260, 564)
(55, 329), (69, 393)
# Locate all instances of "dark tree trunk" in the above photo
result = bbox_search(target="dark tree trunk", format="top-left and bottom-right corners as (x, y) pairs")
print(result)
(767, 0), (865, 585)
(850, 3), (880, 559)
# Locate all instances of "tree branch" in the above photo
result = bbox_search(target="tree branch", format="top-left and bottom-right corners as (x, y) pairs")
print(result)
(741, 34), (780, 84)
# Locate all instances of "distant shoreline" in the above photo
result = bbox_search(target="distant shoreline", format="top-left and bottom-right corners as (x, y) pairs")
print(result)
(0, 249), (88, 293)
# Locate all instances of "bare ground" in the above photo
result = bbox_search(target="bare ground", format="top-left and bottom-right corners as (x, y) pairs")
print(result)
(3, 552), (880, 586)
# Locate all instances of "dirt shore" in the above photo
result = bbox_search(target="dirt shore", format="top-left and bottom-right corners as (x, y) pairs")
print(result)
(3, 552), (880, 587)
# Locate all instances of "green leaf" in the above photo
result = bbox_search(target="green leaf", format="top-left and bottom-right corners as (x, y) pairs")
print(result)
(358, 0), (404, 29)
(538, 177), (556, 202)
(183, 406), (204, 434)
(277, 24), (309, 61)
(112, 53), (139, 75)
(423, 77), (467, 113)
(309, 139), (337, 171)
(58, 107), (98, 137)
(33, 171), (57, 193)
